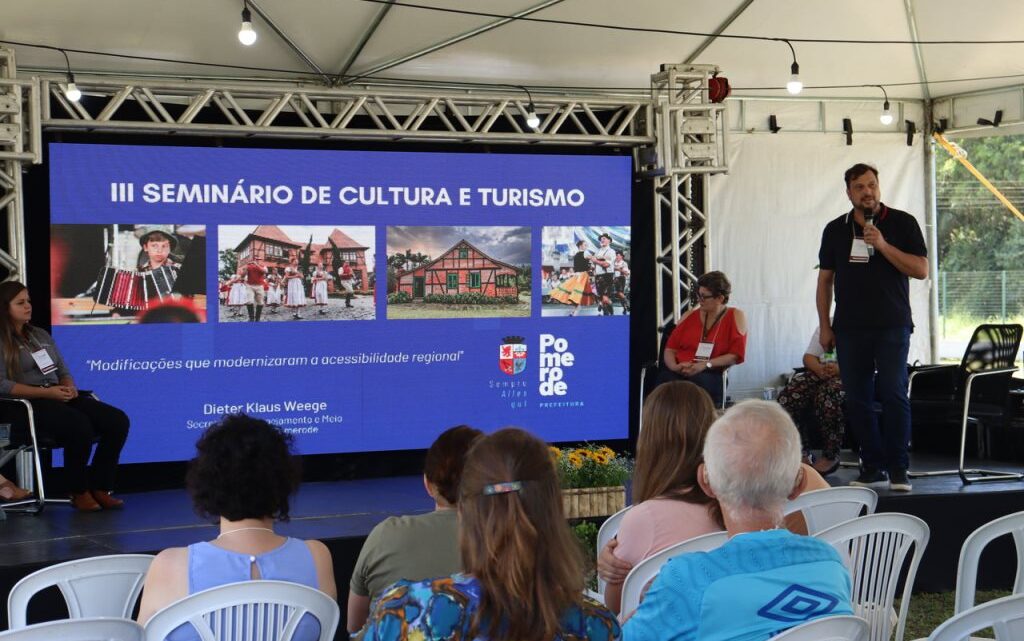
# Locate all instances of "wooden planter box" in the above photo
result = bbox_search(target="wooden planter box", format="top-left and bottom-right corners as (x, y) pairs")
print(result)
(562, 486), (626, 519)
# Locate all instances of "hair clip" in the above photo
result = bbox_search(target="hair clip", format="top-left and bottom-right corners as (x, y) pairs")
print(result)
(482, 481), (523, 496)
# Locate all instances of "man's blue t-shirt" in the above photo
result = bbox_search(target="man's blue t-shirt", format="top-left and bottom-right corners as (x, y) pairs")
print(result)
(623, 529), (852, 641)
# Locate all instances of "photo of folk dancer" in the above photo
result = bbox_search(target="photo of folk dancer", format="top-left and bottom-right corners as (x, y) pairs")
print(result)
(50, 224), (207, 325)
(311, 265), (330, 315)
(226, 268), (248, 318)
(265, 268), (283, 314)
(542, 226), (631, 317)
(283, 256), (308, 320)
(218, 225), (375, 322)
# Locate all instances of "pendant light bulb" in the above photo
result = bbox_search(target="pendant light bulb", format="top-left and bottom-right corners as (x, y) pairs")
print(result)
(65, 73), (82, 102)
(786, 61), (803, 95)
(238, 6), (257, 45)
(879, 100), (894, 126)
(526, 104), (541, 130)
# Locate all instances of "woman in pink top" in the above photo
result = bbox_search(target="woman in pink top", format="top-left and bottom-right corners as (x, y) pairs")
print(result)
(599, 382), (723, 614)
(598, 386), (832, 614)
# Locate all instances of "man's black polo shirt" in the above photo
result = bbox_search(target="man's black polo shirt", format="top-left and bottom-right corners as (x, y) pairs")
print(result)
(818, 203), (927, 330)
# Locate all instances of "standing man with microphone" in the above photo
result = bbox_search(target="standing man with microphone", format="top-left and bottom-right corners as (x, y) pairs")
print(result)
(816, 163), (928, 491)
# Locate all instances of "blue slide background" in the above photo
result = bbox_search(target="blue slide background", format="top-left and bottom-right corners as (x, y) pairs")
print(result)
(49, 143), (631, 463)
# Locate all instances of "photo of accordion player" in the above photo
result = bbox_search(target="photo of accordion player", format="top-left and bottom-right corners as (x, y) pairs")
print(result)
(88, 226), (205, 319)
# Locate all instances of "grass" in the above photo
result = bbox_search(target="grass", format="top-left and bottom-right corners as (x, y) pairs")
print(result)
(899, 590), (1009, 639)
(386, 299), (531, 319)
(940, 313), (1024, 342)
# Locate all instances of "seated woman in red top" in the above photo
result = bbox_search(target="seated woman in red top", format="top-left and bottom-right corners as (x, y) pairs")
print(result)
(657, 271), (747, 406)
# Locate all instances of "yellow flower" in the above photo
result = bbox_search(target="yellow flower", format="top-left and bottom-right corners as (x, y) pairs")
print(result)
(592, 452), (611, 465)
(549, 446), (563, 460)
(567, 453), (584, 469)
(572, 448), (590, 459)
(598, 446), (615, 458)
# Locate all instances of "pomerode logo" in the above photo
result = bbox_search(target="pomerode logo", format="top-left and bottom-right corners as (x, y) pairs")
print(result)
(499, 336), (528, 376)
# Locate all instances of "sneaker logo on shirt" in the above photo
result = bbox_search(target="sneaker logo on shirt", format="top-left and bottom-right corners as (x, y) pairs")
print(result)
(756, 584), (839, 622)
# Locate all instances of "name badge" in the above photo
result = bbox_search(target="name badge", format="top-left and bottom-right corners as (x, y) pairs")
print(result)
(850, 238), (870, 263)
(30, 348), (57, 375)
(695, 341), (714, 361)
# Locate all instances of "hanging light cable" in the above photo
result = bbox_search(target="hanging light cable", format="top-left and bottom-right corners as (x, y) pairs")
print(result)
(783, 40), (802, 95)
(521, 86), (540, 130)
(238, 1), (257, 46)
(59, 48), (81, 102)
(878, 85), (894, 125)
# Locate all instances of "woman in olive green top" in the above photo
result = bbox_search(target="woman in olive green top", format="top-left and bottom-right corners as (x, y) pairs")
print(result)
(347, 425), (482, 634)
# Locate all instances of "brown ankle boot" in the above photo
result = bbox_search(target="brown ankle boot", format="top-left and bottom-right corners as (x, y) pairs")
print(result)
(70, 491), (102, 512)
(90, 490), (125, 510)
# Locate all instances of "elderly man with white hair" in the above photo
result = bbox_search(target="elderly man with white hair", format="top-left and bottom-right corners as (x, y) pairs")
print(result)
(622, 400), (852, 641)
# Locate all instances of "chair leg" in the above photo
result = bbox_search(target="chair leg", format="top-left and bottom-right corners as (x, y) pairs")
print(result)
(908, 381), (1024, 484)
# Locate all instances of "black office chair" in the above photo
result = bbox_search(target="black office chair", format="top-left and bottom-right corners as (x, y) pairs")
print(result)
(0, 393), (101, 514)
(908, 323), (1023, 485)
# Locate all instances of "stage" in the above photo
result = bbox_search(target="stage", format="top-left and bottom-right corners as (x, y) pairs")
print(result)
(3, 454), (1024, 635)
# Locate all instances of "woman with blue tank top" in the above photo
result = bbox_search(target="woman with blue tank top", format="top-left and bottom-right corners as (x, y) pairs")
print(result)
(137, 415), (337, 640)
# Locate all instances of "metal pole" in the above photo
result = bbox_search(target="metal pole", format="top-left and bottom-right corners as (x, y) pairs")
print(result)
(941, 271), (947, 339)
(923, 103), (940, 362)
(1001, 270), (1007, 322)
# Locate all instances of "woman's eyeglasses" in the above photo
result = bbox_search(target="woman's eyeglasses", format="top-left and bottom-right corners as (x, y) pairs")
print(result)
(697, 292), (718, 301)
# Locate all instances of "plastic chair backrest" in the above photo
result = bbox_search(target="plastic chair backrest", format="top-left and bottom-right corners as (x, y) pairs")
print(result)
(0, 617), (144, 641)
(783, 487), (878, 535)
(955, 510), (1024, 615)
(815, 513), (930, 641)
(927, 592), (1024, 641)
(771, 615), (870, 641)
(8, 554), (155, 629)
(143, 580), (340, 641)
(620, 530), (728, 617)
(595, 505), (631, 595)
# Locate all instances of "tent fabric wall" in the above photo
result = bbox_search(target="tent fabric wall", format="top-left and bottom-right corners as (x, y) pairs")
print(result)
(708, 131), (930, 398)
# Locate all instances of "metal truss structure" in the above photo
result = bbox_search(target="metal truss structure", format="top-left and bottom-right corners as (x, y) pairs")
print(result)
(642, 64), (728, 348)
(38, 77), (654, 146)
(0, 49), (40, 284)
(3, 49), (730, 361)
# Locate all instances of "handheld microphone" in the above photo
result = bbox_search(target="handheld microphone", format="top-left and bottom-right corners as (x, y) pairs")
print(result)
(863, 213), (875, 257)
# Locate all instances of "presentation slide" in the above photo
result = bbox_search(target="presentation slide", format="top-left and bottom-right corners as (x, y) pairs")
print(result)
(48, 143), (632, 463)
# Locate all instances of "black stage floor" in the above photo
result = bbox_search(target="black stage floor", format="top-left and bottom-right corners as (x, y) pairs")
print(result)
(3, 454), (1024, 633)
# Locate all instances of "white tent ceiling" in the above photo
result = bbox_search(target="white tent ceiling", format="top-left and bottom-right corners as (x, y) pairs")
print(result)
(2, 0), (1023, 101)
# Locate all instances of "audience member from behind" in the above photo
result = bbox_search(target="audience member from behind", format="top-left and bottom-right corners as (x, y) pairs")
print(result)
(362, 428), (620, 641)
(658, 271), (747, 406)
(623, 401), (852, 641)
(137, 415), (336, 640)
(598, 382), (722, 614)
(347, 425), (483, 634)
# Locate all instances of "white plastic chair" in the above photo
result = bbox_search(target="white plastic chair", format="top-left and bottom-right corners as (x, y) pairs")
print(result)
(591, 505), (631, 598)
(927, 592), (1024, 641)
(8, 554), (155, 628)
(783, 487), (878, 535)
(619, 530), (728, 617)
(143, 580), (340, 641)
(815, 513), (930, 641)
(772, 615), (870, 641)
(0, 617), (144, 641)
(954, 510), (1024, 616)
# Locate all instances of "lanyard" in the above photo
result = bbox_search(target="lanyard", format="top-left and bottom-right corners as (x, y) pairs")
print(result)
(701, 307), (728, 342)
